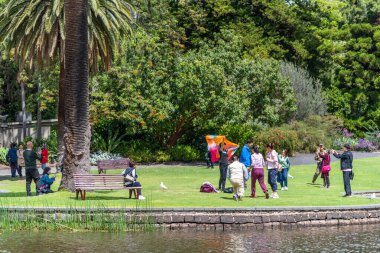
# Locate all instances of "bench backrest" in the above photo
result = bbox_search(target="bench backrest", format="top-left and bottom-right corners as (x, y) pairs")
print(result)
(97, 158), (130, 170)
(73, 174), (125, 189)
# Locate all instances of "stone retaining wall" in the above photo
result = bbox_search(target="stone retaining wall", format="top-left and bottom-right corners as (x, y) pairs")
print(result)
(3, 205), (380, 230)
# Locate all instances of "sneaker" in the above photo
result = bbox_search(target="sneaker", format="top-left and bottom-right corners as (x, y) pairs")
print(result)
(138, 195), (146, 200)
(342, 194), (352, 198)
(281, 187), (285, 191)
(233, 194), (239, 202)
(284, 187), (288, 191)
(272, 192), (279, 199)
(265, 192), (270, 199)
(250, 194), (256, 198)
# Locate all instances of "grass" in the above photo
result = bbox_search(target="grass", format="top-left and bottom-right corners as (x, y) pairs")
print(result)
(0, 157), (380, 208)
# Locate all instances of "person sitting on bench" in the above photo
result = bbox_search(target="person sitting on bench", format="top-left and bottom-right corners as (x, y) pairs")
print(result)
(40, 167), (55, 194)
(122, 161), (145, 200)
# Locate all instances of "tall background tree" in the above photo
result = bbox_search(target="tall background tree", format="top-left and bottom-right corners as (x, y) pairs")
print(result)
(0, 0), (134, 149)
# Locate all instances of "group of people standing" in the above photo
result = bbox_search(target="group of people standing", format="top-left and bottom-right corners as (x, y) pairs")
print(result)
(6, 141), (54, 196)
(312, 143), (354, 197)
(218, 139), (291, 201)
(216, 139), (355, 201)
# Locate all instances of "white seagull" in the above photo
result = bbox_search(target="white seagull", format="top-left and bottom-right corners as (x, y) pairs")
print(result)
(368, 193), (376, 199)
(160, 182), (168, 190)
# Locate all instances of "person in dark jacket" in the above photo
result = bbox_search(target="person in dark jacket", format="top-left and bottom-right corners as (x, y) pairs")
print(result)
(6, 143), (18, 178)
(23, 141), (42, 196)
(218, 142), (229, 191)
(40, 167), (55, 193)
(332, 144), (353, 197)
(122, 161), (145, 200)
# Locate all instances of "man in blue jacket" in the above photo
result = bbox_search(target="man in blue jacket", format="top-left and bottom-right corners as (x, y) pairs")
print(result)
(240, 139), (253, 168)
(240, 139), (253, 189)
(6, 143), (18, 178)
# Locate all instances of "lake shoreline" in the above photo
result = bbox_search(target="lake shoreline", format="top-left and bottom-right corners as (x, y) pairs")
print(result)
(2, 204), (380, 231)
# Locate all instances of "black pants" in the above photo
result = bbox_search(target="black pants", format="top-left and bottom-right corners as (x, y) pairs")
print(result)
(26, 168), (40, 196)
(322, 174), (330, 188)
(343, 171), (352, 195)
(219, 164), (228, 190)
(10, 162), (18, 177)
(17, 166), (23, 177)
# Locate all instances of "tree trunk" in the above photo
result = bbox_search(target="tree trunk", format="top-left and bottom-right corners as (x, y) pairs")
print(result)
(60, 0), (91, 191)
(57, 59), (65, 167)
(36, 79), (42, 139)
(166, 118), (186, 148)
(20, 82), (27, 140)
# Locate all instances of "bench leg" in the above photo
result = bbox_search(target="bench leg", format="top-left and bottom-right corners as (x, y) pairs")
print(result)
(79, 190), (86, 200)
(76, 190), (80, 200)
(129, 189), (132, 199)
(136, 190), (139, 199)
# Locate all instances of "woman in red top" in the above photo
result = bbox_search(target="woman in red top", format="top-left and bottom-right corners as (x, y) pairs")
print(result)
(41, 144), (49, 170)
(319, 147), (331, 188)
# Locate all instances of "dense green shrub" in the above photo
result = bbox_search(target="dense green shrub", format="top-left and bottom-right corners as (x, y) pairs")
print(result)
(255, 116), (342, 155)
(255, 128), (299, 155)
(169, 145), (201, 162)
(0, 147), (8, 164)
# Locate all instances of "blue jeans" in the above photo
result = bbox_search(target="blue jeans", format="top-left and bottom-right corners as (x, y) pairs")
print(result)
(268, 169), (278, 192)
(278, 168), (288, 187)
(41, 163), (47, 170)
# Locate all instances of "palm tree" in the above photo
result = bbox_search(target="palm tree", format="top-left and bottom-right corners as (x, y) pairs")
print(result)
(0, 0), (134, 164)
(63, 0), (90, 191)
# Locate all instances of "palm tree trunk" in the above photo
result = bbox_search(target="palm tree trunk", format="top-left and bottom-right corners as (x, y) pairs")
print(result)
(20, 81), (27, 140)
(57, 59), (65, 166)
(36, 79), (42, 139)
(60, 0), (91, 191)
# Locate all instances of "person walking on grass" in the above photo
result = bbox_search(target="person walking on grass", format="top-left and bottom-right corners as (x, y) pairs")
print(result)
(227, 155), (248, 201)
(6, 142), (18, 178)
(312, 144), (324, 184)
(40, 144), (49, 170)
(24, 141), (42, 196)
(266, 143), (279, 199)
(250, 146), (269, 199)
(319, 146), (331, 188)
(332, 144), (354, 197)
(277, 149), (290, 191)
(17, 143), (24, 178)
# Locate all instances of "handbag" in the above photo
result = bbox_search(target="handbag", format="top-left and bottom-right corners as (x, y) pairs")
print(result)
(124, 174), (135, 182)
(277, 163), (282, 172)
(321, 165), (331, 174)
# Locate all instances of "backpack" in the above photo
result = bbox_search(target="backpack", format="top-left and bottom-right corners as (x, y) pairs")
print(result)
(200, 182), (217, 193)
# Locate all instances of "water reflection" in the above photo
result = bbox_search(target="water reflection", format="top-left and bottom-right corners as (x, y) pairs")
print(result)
(0, 224), (379, 253)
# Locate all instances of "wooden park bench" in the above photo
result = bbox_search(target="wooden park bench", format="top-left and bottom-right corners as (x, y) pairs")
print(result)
(97, 158), (130, 174)
(73, 174), (142, 200)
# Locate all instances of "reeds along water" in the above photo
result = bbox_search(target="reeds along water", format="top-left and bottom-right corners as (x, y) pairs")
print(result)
(0, 194), (156, 232)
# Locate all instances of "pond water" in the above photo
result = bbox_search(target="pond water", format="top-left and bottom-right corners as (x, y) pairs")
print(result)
(0, 224), (379, 253)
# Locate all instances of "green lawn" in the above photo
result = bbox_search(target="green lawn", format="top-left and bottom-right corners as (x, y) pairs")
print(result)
(0, 157), (380, 208)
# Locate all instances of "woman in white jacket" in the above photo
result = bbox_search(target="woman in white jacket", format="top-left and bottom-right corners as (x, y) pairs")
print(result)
(266, 143), (279, 199)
